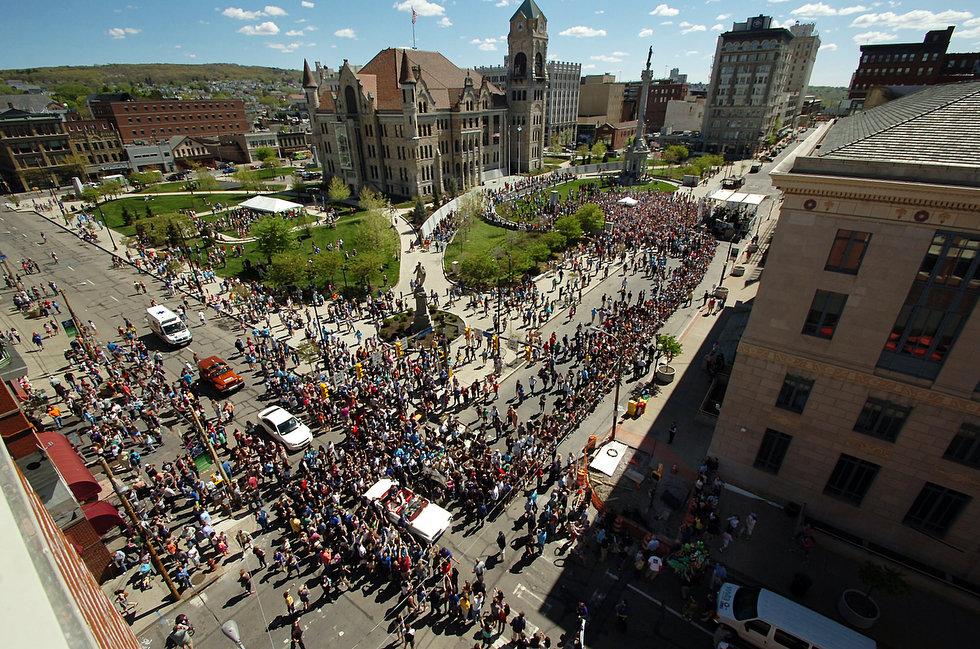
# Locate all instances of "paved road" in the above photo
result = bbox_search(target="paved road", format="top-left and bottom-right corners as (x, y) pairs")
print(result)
(0, 137), (815, 649)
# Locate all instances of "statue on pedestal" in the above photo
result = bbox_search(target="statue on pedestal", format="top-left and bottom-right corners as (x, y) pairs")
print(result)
(411, 262), (432, 333)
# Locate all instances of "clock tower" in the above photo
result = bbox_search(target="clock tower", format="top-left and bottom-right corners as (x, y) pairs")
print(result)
(506, 0), (548, 174)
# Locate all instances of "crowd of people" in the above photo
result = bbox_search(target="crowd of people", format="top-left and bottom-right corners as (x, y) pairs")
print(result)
(5, 174), (729, 648)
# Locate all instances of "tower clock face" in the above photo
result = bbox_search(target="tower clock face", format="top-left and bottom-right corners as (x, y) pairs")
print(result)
(751, 17), (763, 30)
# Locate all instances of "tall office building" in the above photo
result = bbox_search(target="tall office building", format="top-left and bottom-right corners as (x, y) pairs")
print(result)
(711, 82), (980, 586)
(702, 15), (818, 156)
(847, 26), (980, 106)
(475, 58), (581, 146)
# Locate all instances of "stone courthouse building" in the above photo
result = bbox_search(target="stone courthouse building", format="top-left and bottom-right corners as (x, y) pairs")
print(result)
(711, 81), (980, 587)
(304, 0), (549, 199)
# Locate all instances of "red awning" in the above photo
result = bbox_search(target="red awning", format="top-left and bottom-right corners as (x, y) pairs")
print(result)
(36, 431), (102, 503)
(82, 500), (125, 535)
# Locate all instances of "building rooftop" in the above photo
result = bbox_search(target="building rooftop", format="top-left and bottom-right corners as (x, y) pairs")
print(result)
(816, 80), (980, 168)
(0, 94), (64, 114)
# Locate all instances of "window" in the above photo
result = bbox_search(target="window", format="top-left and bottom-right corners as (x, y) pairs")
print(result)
(944, 423), (980, 468)
(745, 620), (771, 637)
(754, 429), (792, 474)
(802, 290), (847, 339)
(853, 398), (910, 442)
(775, 375), (813, 413)
(878, 231), (980, 379)
(825, 229), (871, 274)
(903, 483), (970, 536)
(824, 455), (880, 506)
(773, 630), (809, 649)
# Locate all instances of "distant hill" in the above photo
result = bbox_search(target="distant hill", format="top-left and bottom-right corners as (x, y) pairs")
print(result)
(808, 86), (848, 106)
(0, 63), (300, 88)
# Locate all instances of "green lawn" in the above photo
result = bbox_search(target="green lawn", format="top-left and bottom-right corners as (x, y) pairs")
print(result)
(254, 166), (297, 179)
(138, 181), (195, 193)
(444, 217), (546, 277)
(216, 211), (399, 293)
(98, 194), (249, 236)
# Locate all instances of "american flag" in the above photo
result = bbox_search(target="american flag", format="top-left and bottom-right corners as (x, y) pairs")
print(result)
(411, 8), (417, 24)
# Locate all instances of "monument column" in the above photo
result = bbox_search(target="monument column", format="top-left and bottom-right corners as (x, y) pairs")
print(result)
(622, 46), (654, 183)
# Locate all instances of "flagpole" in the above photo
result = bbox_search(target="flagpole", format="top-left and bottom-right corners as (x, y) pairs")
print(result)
(412, 21), (416, 49)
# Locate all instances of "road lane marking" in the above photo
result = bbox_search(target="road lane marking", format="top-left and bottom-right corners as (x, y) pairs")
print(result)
(624, 583), (713, 637)
(67, 265), (75, 271)
(110, 295), (119, 302)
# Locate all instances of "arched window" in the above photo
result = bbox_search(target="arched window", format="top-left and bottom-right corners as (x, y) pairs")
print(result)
(344, 86), (357, 116)
(534, 52), (544, 78)
(513, 52), (527, 79)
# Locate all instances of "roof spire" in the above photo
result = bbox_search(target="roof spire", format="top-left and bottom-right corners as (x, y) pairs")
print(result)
(302, 59), (318, 88)
(399, 50), (417, 84)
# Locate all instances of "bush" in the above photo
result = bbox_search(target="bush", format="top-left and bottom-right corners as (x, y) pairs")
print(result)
(525, 241), (551, 263)
(575, 203), (605, 234)
(459, 253), (498, 289)
(554, 214), (583, 243)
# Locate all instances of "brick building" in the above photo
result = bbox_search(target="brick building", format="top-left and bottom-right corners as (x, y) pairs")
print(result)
(710, 82), (980, 586)
(89, 94), (249, 145)
(307, 0), (548, 199)
(644, 79), (688, 133)
(847, 26), (980, 105)
(0, 108), (73, 192)
(63, 118), (127, 180)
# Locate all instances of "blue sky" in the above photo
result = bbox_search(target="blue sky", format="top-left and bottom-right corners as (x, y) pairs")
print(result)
(2, 2), (979, 86)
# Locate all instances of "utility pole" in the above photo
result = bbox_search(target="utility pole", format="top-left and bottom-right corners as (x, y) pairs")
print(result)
(188, 404), (234, 515)
(611, 357), (622, 442)
(99, 458), (181, 601)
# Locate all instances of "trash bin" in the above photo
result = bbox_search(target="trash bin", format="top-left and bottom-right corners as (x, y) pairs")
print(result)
(627, 400), (638, 417)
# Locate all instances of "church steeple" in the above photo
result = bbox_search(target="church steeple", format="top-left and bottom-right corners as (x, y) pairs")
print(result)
(507, 0), (548, 173)
(302, 59), (319, 110)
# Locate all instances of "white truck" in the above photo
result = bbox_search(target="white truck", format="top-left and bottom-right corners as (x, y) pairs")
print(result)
(146, 305), (192, 347)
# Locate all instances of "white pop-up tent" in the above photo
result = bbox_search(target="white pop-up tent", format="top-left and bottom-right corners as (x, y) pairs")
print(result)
(238, 195), (303, 213)
(616, 196), (639, 207)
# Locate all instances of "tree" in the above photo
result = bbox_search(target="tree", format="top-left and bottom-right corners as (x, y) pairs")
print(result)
(359, 186), (386, 211)
(575, 144), (589, 165)
(265, 250), (307, 289)
(254, 146), (277, 164)
(656, 334), (683, 365)
(261, 158), (278, 169)
(575, 203), (605, 234)
(194, 166), (219, 193)
(233, 168), (263, 194)
(412, 197), (426, 224)
(101, 179), (124, 199)
(858, 562), (910, 600)
(347, 251), (381, 289)
(446, 176), (458, 199)
(121, 205), (134, 226)
(311, 252), (341, 289)
(458, 252), (499, 289)
(554, 214), (583, 243)
(662, 144), (689, 164)
(327, 176), (351, 204)
(353, 209), (395, 253)
(291, 175), (307, 192)
(251, 216), (296, 263)
(132, 213), (194, 247)
(590, 140), (607, 159)
(542, 231), (567, 252)
(128, 170), (161, 189)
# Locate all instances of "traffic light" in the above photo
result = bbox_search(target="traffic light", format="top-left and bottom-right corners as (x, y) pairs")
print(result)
(395, 341), (403, 357)
(355, 362), (363, 379)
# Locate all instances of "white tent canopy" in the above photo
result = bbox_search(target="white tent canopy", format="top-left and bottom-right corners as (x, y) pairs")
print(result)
(239, 195), (303, 213)
(616, 197), (639, 206)
(707, 189), (768, 206)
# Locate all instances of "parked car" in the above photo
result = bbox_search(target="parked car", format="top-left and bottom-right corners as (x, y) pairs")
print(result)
(721, 176), (745, 190)
(256, 406), (313, 451)
(749, 162), (762, 173)
(364, 479), (452, 543)
(197, 356), (244, 394)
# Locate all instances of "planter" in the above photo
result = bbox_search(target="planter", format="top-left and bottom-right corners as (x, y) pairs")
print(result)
(731, 266), (746, 277)
(837, 589), (880, 629)
(714, 286), (730, 300)
(655, 364), (675, 384)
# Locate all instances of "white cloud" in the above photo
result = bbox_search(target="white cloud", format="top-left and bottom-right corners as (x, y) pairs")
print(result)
(595, 10), (604, 14)
(716, 14), (731, 20)
(301, 1), (315, 7)
(174, 44), (182, 48)
(495, 0), (514, 6)
(187, 53), (197, 59)
(953, 17), (980, 39)
(222, 7), (261, 20)
(660, 21), (673, 25)
(268, 41), (301, 52)
(851, 10), (973, 30)
(679, 21), (706, 34)
(591, 54), (624, 63)
(470, 37), (500, 51)
(853, 30), (898, 44)
(582, 64), (597, 69)
(334, 27), (356, 38)
(649, 4), (679, 17)
(393, 1), (445, 17)
(286, 29), (303, 35)
(638, 27), (654, 37)
(791, 3), (868, 17)
(559, 26), (607, 37)
(438, 16), (453, 27)
(238, 21), (280, 35)
(262, 5), (287, 16)
(770, 18), (796, 28)
(685, 50), (699, 55)
(768, 0), (790, 3)
(819, 42), (839, 51)
(107, 27), (141, 39)
(710, 23), (724, 31)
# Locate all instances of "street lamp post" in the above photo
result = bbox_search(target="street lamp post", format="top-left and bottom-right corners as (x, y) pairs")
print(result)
(221, 620), (246, 648)
(94, 200), (118, 251)
(592, 327), (623, 441)
(308, 259), (327, 370)
(517, 125), (523, 175)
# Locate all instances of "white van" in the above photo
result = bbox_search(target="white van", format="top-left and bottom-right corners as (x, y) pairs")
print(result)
(146, 305), (192, 346)
(716, 583), (875, 649)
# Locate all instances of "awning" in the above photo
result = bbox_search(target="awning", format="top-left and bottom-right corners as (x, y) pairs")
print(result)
(36, 431), (101, 503)
(707, 189), (768, 206)
(616, 197), (639, 206)
(81, 500), (125, 535)
(238, 195), (304, 213)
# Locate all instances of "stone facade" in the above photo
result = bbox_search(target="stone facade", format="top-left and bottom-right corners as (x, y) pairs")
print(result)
(63, 119), (127, 180)
(710, 125), (980, 584)
(0, 109), (73, 192)
(307, 0), (548, 199)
